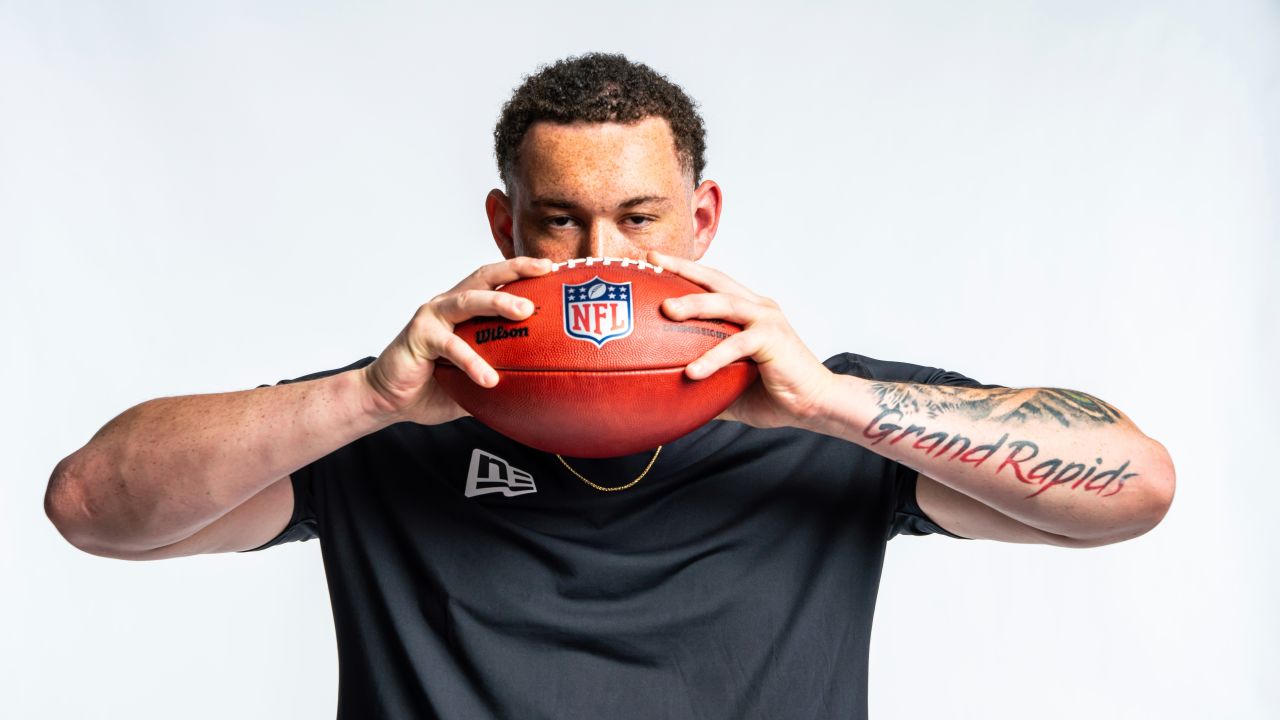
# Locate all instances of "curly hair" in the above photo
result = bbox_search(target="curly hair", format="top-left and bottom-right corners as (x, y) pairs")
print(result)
(493, 52), (707, 188)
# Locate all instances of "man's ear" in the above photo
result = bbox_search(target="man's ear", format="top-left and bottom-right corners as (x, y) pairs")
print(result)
(486, 188), (516, 259)
(690, 179), (722, 261)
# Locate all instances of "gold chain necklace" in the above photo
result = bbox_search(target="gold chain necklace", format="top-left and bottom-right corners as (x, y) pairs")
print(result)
(556, 446), (663, 492)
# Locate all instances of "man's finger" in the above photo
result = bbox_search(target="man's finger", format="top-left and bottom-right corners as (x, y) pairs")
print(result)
(452, 256), (554, 292)
(434, 289), (535, 325)
(661, 292), (765, 326)
(431, 333), (499, 388)
(647, 250), (762, 302)
(685, 331), (762, 380)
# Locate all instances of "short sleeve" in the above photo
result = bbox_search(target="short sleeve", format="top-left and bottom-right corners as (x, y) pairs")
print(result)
(822, 353), (1007, 541)
(889, 467), (964, 538)
(237, 356), (377, 553)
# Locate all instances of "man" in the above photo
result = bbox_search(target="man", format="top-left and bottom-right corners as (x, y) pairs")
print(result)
(45, 53), (1175, 719)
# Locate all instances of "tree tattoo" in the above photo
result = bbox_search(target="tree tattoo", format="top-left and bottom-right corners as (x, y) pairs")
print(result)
(863, 382), (1135, 499)
(866, 384), (1123, 427)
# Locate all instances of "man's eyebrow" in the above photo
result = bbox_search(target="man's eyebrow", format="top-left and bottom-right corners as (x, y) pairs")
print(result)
(619, 195), (671, 209)
(531, 197), (578, 209)
(530, 195), (673, 210)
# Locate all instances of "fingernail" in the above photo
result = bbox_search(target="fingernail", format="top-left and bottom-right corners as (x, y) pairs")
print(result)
(484, 369), (498, 386)
(687, 361), (703, 376)
(517, 299), (533, 313)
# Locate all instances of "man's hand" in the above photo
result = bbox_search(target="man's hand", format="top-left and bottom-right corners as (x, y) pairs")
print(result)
(648, 250), (835, 430)
(362, 256), (554, 425)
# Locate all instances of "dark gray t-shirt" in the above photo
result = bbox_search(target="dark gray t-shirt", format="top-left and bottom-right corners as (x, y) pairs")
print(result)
(242, 352), (990, 719)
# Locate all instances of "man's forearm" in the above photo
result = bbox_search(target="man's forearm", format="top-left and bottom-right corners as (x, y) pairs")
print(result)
(46, 367), (396, 552)
(804, 376), (1176, 541)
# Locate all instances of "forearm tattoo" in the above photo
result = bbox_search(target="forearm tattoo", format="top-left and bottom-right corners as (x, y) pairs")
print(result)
(867, 385), (1122, 427)
(864, 383), (1136, 499)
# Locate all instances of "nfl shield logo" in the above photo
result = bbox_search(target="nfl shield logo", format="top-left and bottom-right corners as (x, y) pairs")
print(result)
(563, 277), (633, 347)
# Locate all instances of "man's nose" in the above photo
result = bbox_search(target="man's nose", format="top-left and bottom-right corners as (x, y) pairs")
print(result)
(583, 222), (632, 259)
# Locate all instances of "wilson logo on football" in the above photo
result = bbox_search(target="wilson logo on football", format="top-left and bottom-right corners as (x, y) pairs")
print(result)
(562, 277), (633, 347)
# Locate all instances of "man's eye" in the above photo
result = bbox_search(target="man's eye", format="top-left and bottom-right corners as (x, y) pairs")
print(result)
(545, 216), (578, 229)
(624, 215), (654, 227)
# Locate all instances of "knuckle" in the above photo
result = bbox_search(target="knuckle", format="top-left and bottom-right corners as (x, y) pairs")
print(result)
(517, 257), (548, 275)
(406, 333), (434, 361)
(413, 326), (445, 358)
(468, 355), (492, 376)
(410, 307), (436, 333)
(414, 320), (450, 353)
(441, 333), (468, 357)
(443, 335), (479, 366)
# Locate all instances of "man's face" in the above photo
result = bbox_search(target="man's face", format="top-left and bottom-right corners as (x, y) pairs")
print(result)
(486, 116), (721, 263)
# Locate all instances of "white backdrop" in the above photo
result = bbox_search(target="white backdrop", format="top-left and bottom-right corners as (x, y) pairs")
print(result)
(3, 1), (1276, 718)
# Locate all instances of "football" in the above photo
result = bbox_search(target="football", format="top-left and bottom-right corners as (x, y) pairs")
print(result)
(434, 257), (758, 458)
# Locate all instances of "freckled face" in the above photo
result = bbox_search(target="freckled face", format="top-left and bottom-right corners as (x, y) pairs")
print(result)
(488, 117), (719, 263)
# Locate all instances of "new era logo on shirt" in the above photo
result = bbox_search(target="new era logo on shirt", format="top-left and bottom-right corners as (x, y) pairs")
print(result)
(465, 449), (537, 498)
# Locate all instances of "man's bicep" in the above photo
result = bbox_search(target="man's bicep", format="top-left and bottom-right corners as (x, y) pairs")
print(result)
(915, 472), (1107, 548)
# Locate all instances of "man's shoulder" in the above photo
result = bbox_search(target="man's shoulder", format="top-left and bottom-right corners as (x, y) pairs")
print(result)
(261, 356), (377, 388)
(823, 352), (998, 390)
(822, 352), (937, 382)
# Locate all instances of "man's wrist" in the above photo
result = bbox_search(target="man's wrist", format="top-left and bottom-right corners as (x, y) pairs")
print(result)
(341, 364), (404, 431)
(797, 372), (872, 439)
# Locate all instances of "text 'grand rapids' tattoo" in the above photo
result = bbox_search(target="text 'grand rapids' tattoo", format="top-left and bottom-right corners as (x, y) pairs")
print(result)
(864, 383), (1136, 499)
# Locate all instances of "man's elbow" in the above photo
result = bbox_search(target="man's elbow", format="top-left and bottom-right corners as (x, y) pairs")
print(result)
(46, 455), (92, 549)
(45, 452), (136, 557)
(1131, 437), (1177, 537)
(1063, 438), (1176, 549)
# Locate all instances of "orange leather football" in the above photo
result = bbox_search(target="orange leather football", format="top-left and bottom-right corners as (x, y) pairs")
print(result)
(434, 257), (758, 458)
